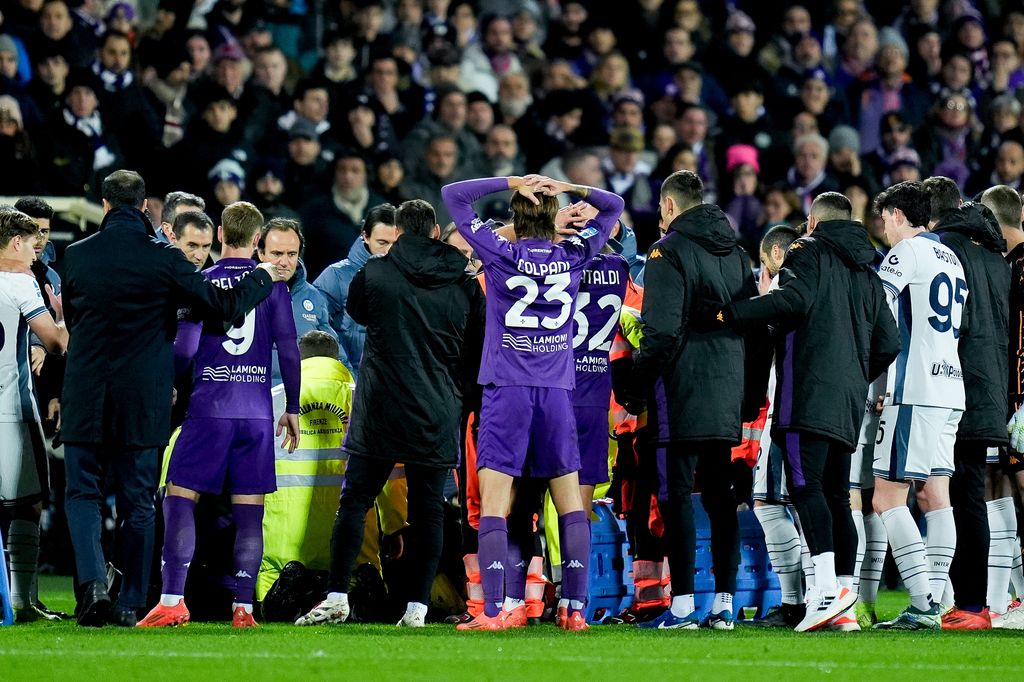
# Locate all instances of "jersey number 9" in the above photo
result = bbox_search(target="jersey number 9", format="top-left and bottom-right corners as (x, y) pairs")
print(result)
(222, 309), (256, 356)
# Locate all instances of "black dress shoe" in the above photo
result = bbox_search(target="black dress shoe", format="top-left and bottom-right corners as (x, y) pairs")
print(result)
(77, 581), (112, 627)
(109, 606), (139, 627)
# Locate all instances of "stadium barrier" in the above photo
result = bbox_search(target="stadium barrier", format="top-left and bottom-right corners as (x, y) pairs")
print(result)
(585, 501), (634, 623)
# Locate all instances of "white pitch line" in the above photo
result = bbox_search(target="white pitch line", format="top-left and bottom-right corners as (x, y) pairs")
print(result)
(0, 649), (1014, 673)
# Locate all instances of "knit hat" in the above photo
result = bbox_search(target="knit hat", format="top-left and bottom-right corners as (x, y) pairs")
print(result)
(828, 125), (860, 154)
(952, 7), (986, 32)
(105, 2), (136, 23)
(725, 143), (759, 174)
(877, 27), (909, 58)
(209, 158), (246, 190)
(213, 40), (245, 63)
(0, 95), (24, 130)
(0, 35), (17, 57)
(612, 88), (645, 110)
(724, 10), (756, 35)
(887, 147), (921, 172)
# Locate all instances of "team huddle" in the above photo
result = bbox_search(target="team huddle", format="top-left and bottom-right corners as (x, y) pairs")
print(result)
(3, 166), (1024, 633)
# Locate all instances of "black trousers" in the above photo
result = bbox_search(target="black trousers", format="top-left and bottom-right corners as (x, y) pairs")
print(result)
(661, 441), (739, 595)
(64, 444), (159, 610)
(328, 455), (449, 605)
(777, 431), (856, 576)
(949, 441), (988, 610)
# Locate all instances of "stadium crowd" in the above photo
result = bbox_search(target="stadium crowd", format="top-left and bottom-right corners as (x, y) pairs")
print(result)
(5, 0), (1024, 634)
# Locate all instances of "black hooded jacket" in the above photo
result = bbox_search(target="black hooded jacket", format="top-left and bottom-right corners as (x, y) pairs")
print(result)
(726, 220), (901, 449)
(343, 234), (486, 468)
(631, 204), (764, 444)
(932, 203), (1010, 445)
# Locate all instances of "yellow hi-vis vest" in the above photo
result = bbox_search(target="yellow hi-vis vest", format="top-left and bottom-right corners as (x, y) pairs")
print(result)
(257, 356), (407, 600)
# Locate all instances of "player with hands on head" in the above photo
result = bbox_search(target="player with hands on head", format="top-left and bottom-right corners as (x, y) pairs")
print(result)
(442, 173), (624, 631)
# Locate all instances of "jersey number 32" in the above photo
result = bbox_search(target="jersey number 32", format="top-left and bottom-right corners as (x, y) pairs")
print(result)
(572, 292), (623, 352)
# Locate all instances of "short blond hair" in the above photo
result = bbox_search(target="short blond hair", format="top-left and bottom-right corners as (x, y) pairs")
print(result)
(221, 201), (264, 247)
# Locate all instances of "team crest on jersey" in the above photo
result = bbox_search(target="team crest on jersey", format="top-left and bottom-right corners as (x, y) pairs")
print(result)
(302, 299), (314, 312)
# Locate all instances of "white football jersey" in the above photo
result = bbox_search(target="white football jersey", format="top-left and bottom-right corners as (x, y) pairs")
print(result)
(877, 232), (967, 409)
(0, 272), (46, 423)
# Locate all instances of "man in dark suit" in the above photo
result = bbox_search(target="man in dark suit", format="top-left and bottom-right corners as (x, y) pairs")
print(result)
(60, 170), (286, 627)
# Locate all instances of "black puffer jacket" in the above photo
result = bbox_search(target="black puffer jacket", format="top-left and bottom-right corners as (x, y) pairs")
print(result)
(631, 204), (763, 444)
(726, 220), (901, 449)
(932, 203), (1010, 445)
(344, 233), (485, 468)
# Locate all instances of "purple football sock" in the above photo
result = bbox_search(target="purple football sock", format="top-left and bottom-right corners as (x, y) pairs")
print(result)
(231, 503), (265, 605)
(161, 496), (197, 597)
(506, 537), (527, 601)
(478, 516), (507, 617)
(560, 510), (591, 609)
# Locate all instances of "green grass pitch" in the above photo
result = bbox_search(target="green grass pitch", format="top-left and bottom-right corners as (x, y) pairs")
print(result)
(1, 577), (1018, 681)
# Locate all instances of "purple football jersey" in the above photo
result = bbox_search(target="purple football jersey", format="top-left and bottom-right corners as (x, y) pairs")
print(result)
(177, 258), (297, 420)
(443, 177), (624, 390)
(572, 253), (629, 407)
